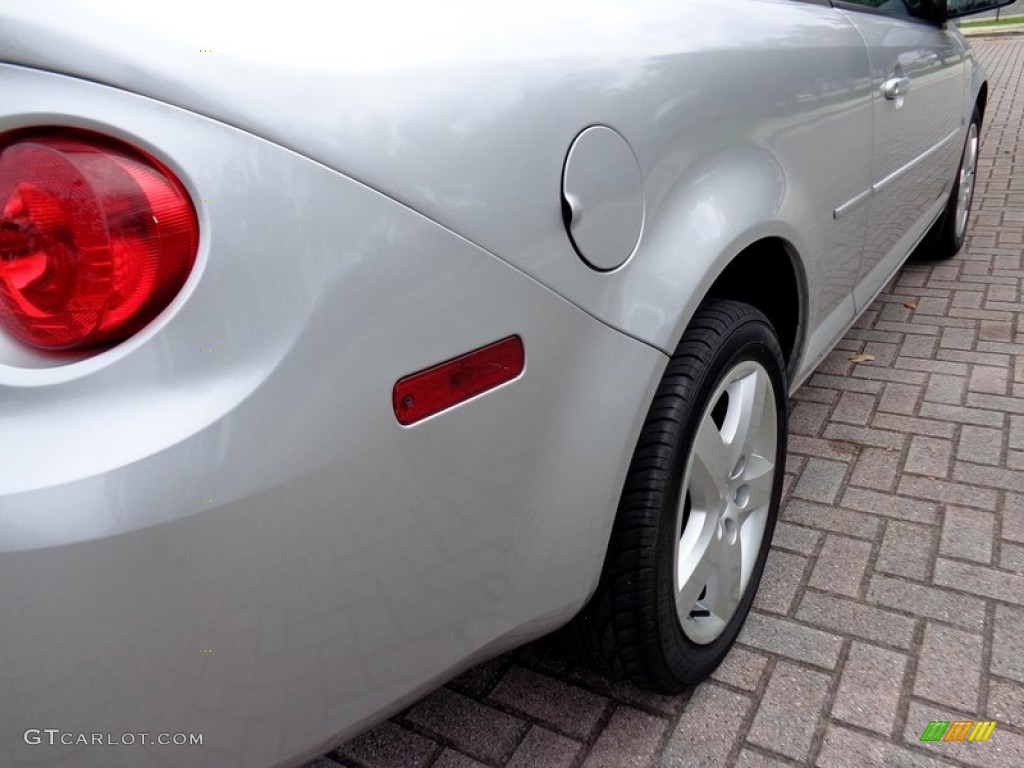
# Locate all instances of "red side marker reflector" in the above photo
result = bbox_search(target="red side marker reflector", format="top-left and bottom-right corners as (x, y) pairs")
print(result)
(393, 335), (525, 425)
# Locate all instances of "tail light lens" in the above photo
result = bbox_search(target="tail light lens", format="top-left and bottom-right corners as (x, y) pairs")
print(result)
(0, 131), (198, 350)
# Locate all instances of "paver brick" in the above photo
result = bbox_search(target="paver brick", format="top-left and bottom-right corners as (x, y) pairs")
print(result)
(433, 751), (490, 768)
(968, 365), (1009, 394)
(952, 461), (1024, 494)
(809, 373), (883, 395)
(940, 326), (976, 351)
(808, 534), (872, 597)
(1001, 541), (1024, 570)
(662, 684), (752, 768)
(901, 334), (940, 359)
(880, 302), (914, 324)
(991, 604), (1024, 684)
(878, 521), (937, 580)
(823, 422), (905, 450)
(905, 437), (953, 478)
(405, 688), (529, 765)
(738, 613), (843, 669)
(872, 412), (957, 439)
(913, 623), (984, 712)
(308, 759), (353, 768)
(832, 642), (908, 736)
(581, 706), (667, 768)
(915, 296), (951, 316)
(1008, 449), (1024, 470)
(988, 678), (1024, 729)
(793, 459), (849, 505)
(897, 358), (968, 377)
(853, 365), (927, 385)
(734, 750), (800, 768)
(833, 391), (876, 425)
(781, 499), (881, 539)
(849, 446), (901, 491)
(974, 342), (1024, 356)
(1004, 493), (1024, 542)
(842, 486), (940, 524)
(711, 646), (769, 692)
(771, 522), (822, 556)
(565, 666), (685, 718)
(793, 385), (840, 405)
(956, 425), (1004, 466)
(924, 374), (967, 404)
(896, 476), (998, 512)
(939, 507), (995, 564)
(951, 290), (983, 309)
(918, 401), (1005, 428)
(967, 391), (1024, 418)
(934, 558), (1024, 606)
(337, 721), (438, 768)
(489, 666), (608, 741)
(505, 727), (580, 768)
(938, 348), (1011, 367)
(790, 401), (831, 436)
(865, 574), (986, 631)
(747, 661), (830, 762)
(987, 283), (1018, 304)
(818, 724), (946, 768)
(1009, 414), (1024, 450)
(754, 549), (809, 615)
(878, 382), (923, 414)
(788, 435), (861, 462)
(795, 591), (917, 650)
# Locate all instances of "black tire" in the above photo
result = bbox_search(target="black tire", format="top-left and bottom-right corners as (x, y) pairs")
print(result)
(914, 107), (981, 261)
(573, 298), (788, 693)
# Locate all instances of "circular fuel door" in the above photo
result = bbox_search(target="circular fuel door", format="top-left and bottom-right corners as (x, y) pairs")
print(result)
(561, 125), (645, 272)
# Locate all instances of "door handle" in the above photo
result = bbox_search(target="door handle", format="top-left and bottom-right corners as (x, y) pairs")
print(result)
(881, 76), (911, 101)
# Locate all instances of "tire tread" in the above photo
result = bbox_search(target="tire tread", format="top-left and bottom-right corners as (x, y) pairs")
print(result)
(572, 298), (786, 691)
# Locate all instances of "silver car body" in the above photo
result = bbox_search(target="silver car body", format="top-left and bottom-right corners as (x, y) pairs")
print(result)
(0, 1), (986, 767)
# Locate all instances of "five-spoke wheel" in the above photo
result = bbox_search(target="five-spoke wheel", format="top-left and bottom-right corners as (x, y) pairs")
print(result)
(574, 298), (787, 692)
(917, 106), (982, 261)
(676, 360), (777, 645)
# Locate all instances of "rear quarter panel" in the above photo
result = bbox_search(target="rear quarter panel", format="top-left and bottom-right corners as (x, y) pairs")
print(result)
(3, 0), (874, 373)
(0, 64), (665, 767)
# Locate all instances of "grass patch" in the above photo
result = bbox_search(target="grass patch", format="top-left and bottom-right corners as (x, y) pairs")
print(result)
(958, 14), (1024, 28)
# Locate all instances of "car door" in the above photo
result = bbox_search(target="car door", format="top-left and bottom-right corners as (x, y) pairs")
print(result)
(835, 1), (967, 311)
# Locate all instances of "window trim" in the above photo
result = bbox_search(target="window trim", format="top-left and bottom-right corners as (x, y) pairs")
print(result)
(832, 0), (942, 25)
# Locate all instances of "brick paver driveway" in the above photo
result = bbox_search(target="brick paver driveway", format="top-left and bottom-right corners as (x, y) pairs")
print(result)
(305, 37), (1024, 768)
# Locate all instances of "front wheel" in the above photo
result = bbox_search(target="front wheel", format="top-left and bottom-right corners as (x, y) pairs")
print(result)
(916, 107), (981, 261)
(573, 298), (787, 692)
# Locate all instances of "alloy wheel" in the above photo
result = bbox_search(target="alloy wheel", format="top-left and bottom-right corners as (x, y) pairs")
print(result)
(674, 360), (778, 645)
(954, 122), (979, 243)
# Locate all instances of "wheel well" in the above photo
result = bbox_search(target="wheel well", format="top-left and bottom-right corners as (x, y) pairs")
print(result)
(977, 82), (988, 124)
(705, 238), (803, 373)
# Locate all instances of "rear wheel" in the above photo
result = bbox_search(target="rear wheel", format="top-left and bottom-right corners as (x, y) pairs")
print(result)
(574, 298), (787, 692)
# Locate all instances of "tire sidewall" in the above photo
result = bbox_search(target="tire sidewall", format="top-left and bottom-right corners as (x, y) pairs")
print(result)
(653, 314), (787, 683)
(944, 108), (981, 255)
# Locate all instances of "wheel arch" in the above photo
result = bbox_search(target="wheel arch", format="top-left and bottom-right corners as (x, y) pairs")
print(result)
(631, 144), (810, 384)
(703, 237), (807, 382)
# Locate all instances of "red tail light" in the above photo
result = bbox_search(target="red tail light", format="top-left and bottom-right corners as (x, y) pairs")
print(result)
(0, 131), (198, 350)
